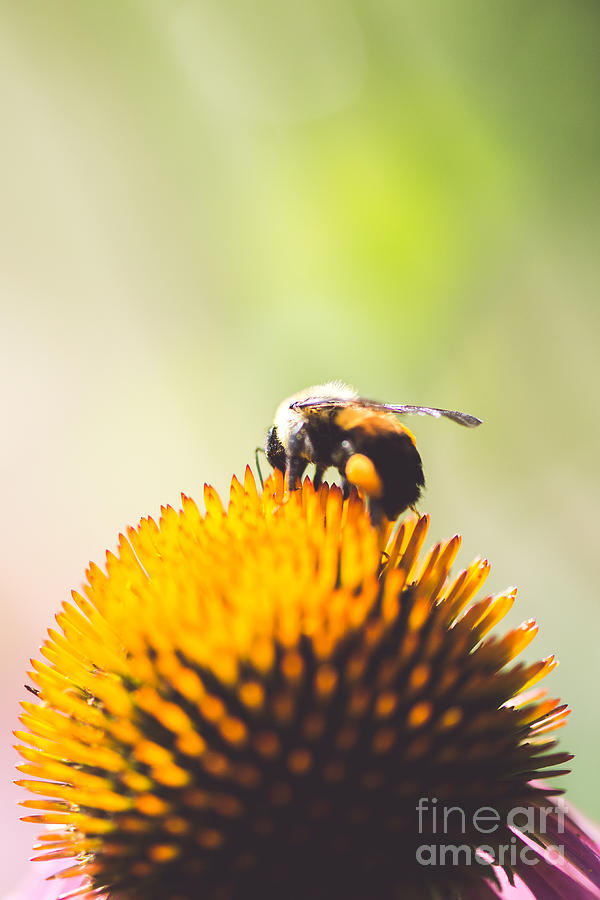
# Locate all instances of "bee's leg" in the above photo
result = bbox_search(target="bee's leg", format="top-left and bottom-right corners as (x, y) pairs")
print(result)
(287, 457), (308, 491)
(312, 465), (326, 491)
(286, 427), (311, 491)
(254, 447), (266, 489)
(333, 439), (354, 501)
(368, 497), (384, 527)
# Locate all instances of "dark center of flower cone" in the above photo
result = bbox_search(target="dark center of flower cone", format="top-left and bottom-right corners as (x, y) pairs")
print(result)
(15, 472), (573, 900)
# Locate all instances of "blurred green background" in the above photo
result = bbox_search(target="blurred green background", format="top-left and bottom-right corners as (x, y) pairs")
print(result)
(1, 0), (599, 890)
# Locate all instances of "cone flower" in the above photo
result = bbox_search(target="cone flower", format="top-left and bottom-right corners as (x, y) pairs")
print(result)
(13, 471), (600, 899)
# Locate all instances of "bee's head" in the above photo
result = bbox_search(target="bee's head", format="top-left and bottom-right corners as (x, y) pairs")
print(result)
(267, 392), (307, 466)
(265, 425), (287, 472)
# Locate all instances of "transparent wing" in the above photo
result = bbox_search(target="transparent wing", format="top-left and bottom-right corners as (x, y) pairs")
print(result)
(378, 404), (482, 427)
(292, 397), (482, 427)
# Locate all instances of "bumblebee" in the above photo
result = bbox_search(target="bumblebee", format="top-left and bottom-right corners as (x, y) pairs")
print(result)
(265, 382), (482, 523)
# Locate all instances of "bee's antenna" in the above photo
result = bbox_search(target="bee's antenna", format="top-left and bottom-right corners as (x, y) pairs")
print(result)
(254, 447), (266, 489)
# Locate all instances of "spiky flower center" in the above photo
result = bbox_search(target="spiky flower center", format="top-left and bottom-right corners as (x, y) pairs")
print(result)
(16, 471), (571, 900)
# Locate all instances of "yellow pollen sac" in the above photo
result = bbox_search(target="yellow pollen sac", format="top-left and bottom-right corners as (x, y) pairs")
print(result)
(344, 454), (383, 499)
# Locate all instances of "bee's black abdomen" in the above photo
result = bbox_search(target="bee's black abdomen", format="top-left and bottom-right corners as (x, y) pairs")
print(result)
(380, 433), (425, 518)
(349, 428), (425, 519)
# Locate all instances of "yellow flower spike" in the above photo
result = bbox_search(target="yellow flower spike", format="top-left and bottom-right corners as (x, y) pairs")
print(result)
(396, 512), (430, 582)
(475, 619), (539, 670)
(417, 539), (442, 584)
(68, 593), (112, 640)
(471, 588), (518, 638)
(243, 464), (259, 502)
(16, 474), (575, 900)
(203, 484), (226, 518)
(443, 558), (492, 624)
(517, 655), (559, 692)
(38, 685), (105, 727)
(511, 695), (565, 726)
(529, 704), (571, 733)
(16, 755), (113, 794)
(423, 534), (462, 603)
